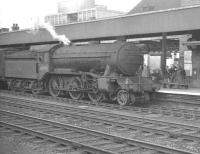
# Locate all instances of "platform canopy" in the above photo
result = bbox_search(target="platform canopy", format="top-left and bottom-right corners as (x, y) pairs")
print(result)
(183, 41), (200, 46)
(0, 6), (200, 47)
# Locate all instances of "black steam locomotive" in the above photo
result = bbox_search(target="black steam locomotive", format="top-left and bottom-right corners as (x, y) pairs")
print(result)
(0, 41), (159, 105)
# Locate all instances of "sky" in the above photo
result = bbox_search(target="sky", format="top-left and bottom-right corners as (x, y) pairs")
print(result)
(0, 0), (141, 29)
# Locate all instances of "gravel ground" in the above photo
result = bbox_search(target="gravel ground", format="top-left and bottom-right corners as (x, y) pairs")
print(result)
(0, 132), (81, 154)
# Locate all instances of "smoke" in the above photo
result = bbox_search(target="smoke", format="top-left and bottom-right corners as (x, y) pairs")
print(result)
(40, 22), (71, 45)
(28, 18), (71, 45)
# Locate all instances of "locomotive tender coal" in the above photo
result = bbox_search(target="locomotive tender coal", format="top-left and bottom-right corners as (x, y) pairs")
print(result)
(0, 41), (159, 105)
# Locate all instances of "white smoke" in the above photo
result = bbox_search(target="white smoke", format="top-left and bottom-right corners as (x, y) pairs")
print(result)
(39, 22), (71, 45)
(28, 17), (71, 45)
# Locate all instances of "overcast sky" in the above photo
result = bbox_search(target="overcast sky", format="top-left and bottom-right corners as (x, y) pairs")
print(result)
(0, 0), (141, 29)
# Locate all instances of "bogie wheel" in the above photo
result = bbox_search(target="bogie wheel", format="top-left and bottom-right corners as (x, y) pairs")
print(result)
(69, 77), (84, 100)
(10, 80), (17, 91)
(117, 89), (130, 106)
(48, 77), (61, 97)
(32, 81), (41, 95)
(19, 80), (26, 92)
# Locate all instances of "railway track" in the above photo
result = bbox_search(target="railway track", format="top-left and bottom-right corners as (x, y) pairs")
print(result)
(1, 90), (200, 122)
(0, 109), (198, 154)
(0, 93), (200, 153)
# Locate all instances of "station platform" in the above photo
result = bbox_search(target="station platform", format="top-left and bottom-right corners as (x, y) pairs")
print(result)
(158, 88), (200, 96)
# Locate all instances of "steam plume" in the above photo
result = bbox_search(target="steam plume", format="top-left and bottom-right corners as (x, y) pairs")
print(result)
(28, 18), (71, 45)
(40, 22), (71, 45)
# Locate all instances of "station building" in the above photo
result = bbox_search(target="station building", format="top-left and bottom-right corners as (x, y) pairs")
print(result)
(45, 0), (123, 26)
(128, 0), (200, 88)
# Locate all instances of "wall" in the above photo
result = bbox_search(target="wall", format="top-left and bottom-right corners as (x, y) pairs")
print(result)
(190, 31), (200, 88)
(191, 49), (200, 87)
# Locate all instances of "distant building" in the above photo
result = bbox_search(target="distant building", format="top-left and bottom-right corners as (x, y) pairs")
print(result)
(129, 0), (200, 14)
(45, 0), (124, 26)
(57, 0), (95, 13)
(0, 28), (9, 33)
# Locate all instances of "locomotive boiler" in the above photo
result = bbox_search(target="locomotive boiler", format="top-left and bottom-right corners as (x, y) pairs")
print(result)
(52, 41), (143, 75)
(0, 41), (159, 105)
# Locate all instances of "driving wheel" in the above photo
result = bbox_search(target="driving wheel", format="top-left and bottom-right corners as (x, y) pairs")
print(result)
(88, 90), (104, 103)
(48, 77), (61, 97)
(69, 77), (84, 100)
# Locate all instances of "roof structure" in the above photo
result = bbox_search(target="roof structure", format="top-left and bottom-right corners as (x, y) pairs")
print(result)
(128, 0), (181, 14)
(0, 6), (200, 47)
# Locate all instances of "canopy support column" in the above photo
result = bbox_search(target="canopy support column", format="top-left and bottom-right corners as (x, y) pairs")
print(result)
(161, 33), (167, 78)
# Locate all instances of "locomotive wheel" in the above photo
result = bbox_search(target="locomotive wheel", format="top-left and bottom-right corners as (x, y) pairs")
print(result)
(117, 89), (130, 106)
(19, 80), (26, 92)
(48, 77), (61, 97)
(10, 80), (17, 91)
(87, 79), (103, 102)
(32, 81), (41, 95)
(69, 78), (84, 100)
(88, 91), (104, 103)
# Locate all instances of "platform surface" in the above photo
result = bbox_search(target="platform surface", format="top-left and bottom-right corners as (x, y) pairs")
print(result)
(158, 88), (200, 96)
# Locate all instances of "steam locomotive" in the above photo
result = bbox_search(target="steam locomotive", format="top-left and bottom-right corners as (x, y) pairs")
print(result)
(0, 41), (159, 105)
